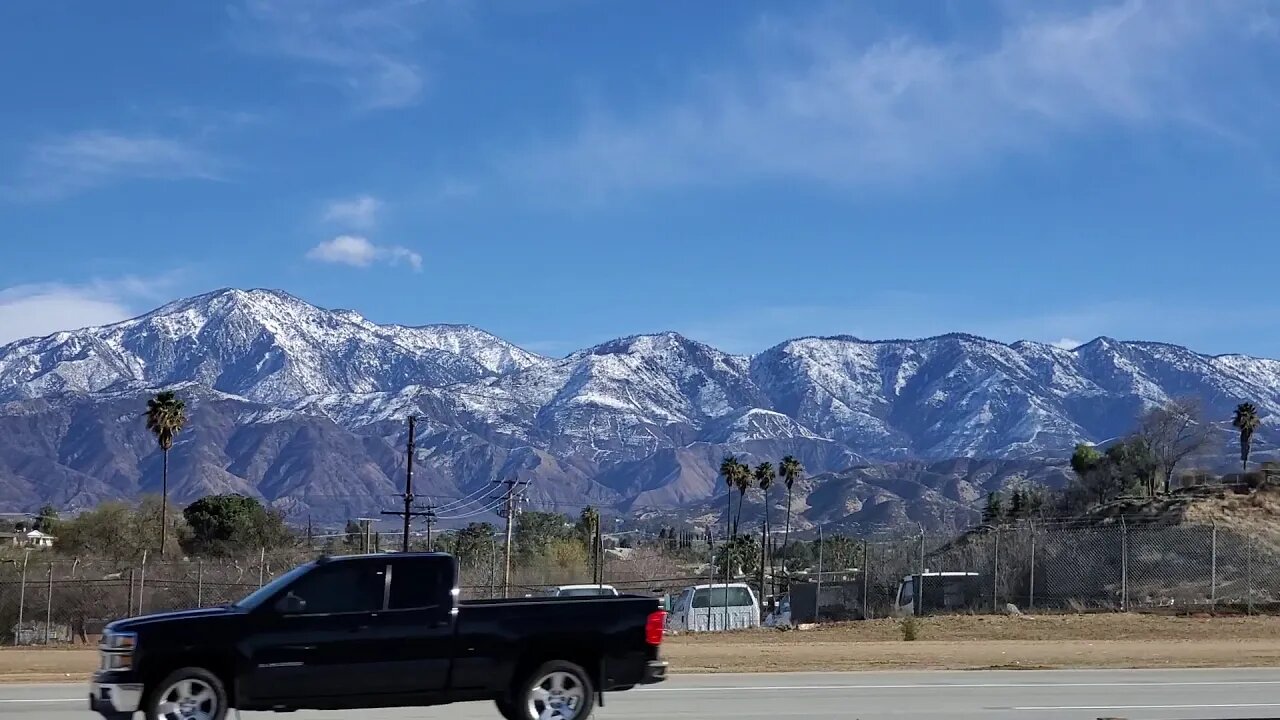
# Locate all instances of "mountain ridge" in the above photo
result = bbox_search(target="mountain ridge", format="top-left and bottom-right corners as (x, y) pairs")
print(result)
(0, 288), (1273, 530)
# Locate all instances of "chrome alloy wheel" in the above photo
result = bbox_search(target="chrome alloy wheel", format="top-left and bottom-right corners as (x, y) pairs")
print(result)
(154, 678), (219, 720)
(526, 670), (586, 720)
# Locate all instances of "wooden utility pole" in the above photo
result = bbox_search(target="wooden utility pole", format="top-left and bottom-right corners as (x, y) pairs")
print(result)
(382, 416), (432, 552)
(423, 503), (438, 551)
(493, 477), (526, 597)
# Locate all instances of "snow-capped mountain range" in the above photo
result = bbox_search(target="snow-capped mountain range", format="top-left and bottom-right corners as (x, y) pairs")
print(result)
(0, 288), (1273, 529)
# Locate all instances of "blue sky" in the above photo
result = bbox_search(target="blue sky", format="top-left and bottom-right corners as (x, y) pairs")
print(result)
(2, 0), (1279, 356)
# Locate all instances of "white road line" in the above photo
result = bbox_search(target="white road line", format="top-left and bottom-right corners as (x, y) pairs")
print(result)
(1015, 703), (1280, 711)
(8, 678), (1280, 704)
(637, 679), (1280, 692)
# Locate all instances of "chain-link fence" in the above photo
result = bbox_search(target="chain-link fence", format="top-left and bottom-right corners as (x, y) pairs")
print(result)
(5, 522), (1280, 643)
(799, 521), (1280, 621)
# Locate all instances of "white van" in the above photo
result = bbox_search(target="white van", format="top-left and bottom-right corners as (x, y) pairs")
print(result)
(550, 584), (619, 597)
(666, 583), (760, 632)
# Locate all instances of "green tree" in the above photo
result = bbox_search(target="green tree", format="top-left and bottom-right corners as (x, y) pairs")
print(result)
(777, 456), (803, 572)
(1008, 489), (1026, 519)
(982, 492), (1004, 524)
(575, 506), (600, 548)
(714, 534), (759, 579)
(145, 390), (187, 557)
(34, 504), (59, 535)
(55, 496), (185, 560)
(1233, 402), (1262, 472)
(1108, 436), (1161, 498)
(514, 511), (571, 563)
(1070, 443), (1103, 477)
(452, 522), (497, 568)
(181, 494), (293, 557)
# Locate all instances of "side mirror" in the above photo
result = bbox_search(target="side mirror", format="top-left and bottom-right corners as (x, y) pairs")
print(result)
(275, 593), (306, 615)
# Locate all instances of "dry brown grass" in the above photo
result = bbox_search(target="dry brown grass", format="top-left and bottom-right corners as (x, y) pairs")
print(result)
(5, 614), (1280, 682)
(662, 614), (1280, 672)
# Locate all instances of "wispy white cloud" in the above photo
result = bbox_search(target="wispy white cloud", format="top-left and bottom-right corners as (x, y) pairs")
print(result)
(512, 0), (1278, 198)
(306, 235), (422, 271)
(232, 0), (447, 110)
(0, 277), (178, 345)
(5, 132), (221, 201)
(322, 194), (383, 230)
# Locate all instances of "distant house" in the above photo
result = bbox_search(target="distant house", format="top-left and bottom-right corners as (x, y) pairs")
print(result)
(0, 529), (56, 549)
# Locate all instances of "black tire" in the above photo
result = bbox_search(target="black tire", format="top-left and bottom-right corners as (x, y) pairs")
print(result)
(144, 667), (228, 720)
(510, 660), (596, 720)
(495, 696), (523, 720)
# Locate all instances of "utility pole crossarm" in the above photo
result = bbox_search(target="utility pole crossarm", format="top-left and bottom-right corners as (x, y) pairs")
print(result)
(380, 415), (437, 553)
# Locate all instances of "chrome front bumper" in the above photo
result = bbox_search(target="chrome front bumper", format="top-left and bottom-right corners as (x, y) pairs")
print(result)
(90, 682), (143, 716)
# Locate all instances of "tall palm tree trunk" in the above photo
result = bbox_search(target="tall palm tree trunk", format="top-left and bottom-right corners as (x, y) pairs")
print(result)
(734, 494), (744, 537)
(782, 488), (793, 575)
(160, 449), (169, 558)
(762, 486), (771, 599)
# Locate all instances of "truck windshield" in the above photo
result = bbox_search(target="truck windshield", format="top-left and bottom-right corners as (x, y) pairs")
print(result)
(692, 587), (753, 608)
(558, 587), (615, 596)
(233, 563), (314, 610)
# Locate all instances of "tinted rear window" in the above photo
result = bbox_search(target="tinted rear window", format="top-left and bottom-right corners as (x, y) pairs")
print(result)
(388, 557), (448, 610)
(691, 587), (753, 608)
(558, 587), (615, 597)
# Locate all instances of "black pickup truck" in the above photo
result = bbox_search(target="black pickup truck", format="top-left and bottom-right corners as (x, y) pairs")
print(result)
(90, 552), (667, 720)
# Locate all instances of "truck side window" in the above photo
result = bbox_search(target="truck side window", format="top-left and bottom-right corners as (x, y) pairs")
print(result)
(388, 558), (445, 610)
(286, 562), (387, 614)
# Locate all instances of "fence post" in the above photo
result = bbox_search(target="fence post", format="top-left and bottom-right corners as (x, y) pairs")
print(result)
(126, 569), (135, 619)
(15, 551), (28, 646)
(992, 526), (1002, 613)
(1247, 532), (1254, 616)
(258, 548), (266, 588)
(861, 540), (870, 620)
(706, 537), (715, 631)
(1028, 522), (1036, 612)
(138, 552), (147, 616)
(44, 563), (53, 645)
(816, 525), (824, 624)
(916, 525), (925, 617)
(1120, 519), (1128, 612)
(196, 559), (204, 608)
(1209, 523), (1217, 608)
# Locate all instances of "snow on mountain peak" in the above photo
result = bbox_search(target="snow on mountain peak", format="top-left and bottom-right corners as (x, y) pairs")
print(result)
(0, 288), (540, 404)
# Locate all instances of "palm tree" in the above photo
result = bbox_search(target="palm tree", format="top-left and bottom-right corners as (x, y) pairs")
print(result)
(719, 456), (739, 541)
(777, 456), (804, 571)
(1233, 402), (1262, 472)
(145, 391), (187, 557)
(754, 461), (774, 596)
(733, 464), (753, 537)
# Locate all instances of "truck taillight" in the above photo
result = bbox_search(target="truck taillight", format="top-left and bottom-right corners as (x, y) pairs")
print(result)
(646, 610), (666, 646)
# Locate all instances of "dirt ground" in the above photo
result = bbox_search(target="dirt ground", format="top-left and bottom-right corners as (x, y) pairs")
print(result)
(5, 614), (1280, 682)
(665, 614), (1280, 672)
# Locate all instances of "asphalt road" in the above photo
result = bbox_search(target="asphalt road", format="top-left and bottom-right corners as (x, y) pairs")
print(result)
(4, 668), (1280, 719)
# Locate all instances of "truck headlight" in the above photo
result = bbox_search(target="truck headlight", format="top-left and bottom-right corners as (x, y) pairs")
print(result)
(99, 632), (137, 672)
